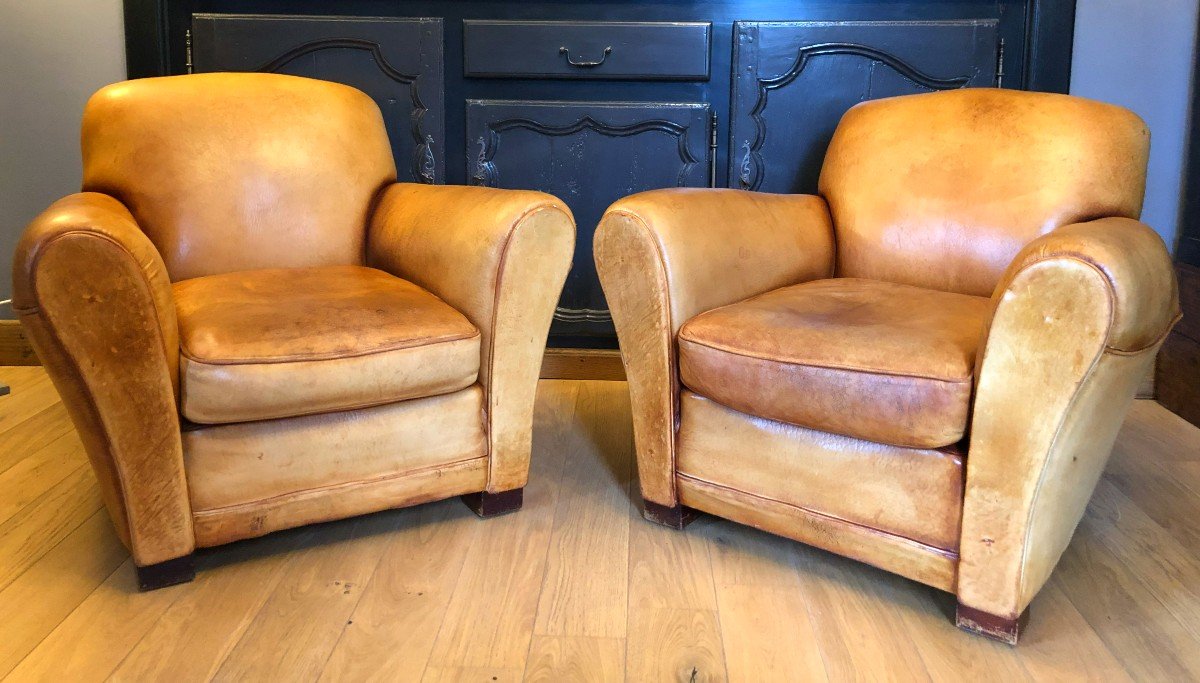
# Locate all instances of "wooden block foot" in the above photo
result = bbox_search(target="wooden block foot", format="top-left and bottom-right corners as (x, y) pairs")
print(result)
(955, 602), (1030, 645)
(462, 488), (524, 518)
(642, 500), (698, 530)
(135, 553), (195, 591)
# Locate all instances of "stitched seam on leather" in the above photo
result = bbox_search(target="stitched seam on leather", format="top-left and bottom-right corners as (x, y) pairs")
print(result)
(484, 202), (570, 491)
(181, 361), (479, 424)
(1009, 258), (1114, 609)
(608, 208), (681, 502)
(1105, 311), (1181, 355)
(32, 230), (186, 561)
(190, 455), (489, 516)
(178, 328), (481, 366)
(676, 472), (960, 559)
(678, 336), (975, 385)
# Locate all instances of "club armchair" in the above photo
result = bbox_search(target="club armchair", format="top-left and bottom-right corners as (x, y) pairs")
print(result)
(12, 73), (575, 589)
(594, 88), (1179, 643)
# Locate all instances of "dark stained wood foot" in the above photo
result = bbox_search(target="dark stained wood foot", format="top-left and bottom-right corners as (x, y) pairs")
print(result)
(642, 500), (698, 530)
(462, 488), (524, 518)
(135, 553), (195, 591)
(955, 602), (1030, 645)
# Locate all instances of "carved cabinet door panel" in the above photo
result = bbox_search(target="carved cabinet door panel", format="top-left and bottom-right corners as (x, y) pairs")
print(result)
(730, 20), (998, 194)
(191, 14), (445, 184)
(467, 100), (711, 342)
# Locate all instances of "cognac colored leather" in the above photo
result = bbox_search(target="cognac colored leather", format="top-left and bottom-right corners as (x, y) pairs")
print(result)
(12, 73), (574, 579)
(594, 188), (835, 509)
(677, 391), (965, 552)
(678, 278), (990, 448)
(185, 386), (487, 545)
(80, 72), (396, 281)
(367, 183), (576, 493)
(12, 193), (192, 567)
(175, 265), (480, 424)
(820, 88), (1150, 296)
(595, 88), (1178, 642)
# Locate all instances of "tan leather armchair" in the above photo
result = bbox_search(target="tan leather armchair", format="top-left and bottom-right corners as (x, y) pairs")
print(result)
(12, 73), (574, 590)
(595, 88), (1179, 644)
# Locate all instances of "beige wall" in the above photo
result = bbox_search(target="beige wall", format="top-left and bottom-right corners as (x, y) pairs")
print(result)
(0, 2), (126, 318)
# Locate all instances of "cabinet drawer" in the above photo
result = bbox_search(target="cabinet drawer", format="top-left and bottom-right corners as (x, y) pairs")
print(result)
(463, 20), (710, 80)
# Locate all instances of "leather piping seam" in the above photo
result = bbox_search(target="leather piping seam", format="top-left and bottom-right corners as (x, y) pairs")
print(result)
(31, 229), (186, 562)
(607, 208), (682, 501)
(191, 455), (489, 517)
(676, 472), (960, 559)
(1007, 256), (1113, 608)
(177, 328), (481, 366)
(678, 336), (975, 385)
(1104, 311), (1181, 355)
(483, 201), (573, 491)
(181, 377), (481, 425)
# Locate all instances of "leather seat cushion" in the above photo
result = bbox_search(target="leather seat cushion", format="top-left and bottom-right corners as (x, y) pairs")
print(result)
(678, 278), (991, 449)
(175, 265), (481, 424)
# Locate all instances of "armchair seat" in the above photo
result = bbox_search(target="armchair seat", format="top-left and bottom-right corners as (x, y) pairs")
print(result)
(175, 264), (481, 424)
(678, 278), (990, 449)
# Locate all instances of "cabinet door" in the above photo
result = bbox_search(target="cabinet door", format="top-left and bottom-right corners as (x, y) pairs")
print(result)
(191, 14), (445, 184)
(467, 101), (711, 341)
(731, 21), (998, 194)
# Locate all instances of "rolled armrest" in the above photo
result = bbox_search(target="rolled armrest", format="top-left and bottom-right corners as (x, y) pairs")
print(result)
(367, 183), (575, 492)
(12, 192), (192, 566)
(959, 217), (1178, 620)
(594, 188), (835, 508)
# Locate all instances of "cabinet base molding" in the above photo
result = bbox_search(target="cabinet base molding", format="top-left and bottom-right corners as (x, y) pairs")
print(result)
(540, 348), (625, 381)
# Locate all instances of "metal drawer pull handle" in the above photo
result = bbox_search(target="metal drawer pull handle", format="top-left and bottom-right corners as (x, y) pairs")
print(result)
(559, 45), (612, 67)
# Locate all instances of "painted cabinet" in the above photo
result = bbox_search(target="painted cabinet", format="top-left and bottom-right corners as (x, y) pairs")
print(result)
(136, 0), (1073, 348)
(467, 100), (711, 337)
(191, 14), (446, 184)
(730, 21), (999, 194)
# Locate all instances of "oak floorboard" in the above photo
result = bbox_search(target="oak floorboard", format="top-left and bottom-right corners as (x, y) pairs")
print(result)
(211, 511), (403, 681)
(0, 510), (126, 678)
(109, 526), (318, 682)
(4, 370), (1200, 681)
(424, 381), (577, 671)
(0, 463), (101, 591)
(524, 635), (625, 683)
(533, 380), (634, 639)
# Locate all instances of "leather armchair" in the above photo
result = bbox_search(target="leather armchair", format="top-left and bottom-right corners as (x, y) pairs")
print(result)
(12, 73), (574, 589)
(595, 88), (1179, 644)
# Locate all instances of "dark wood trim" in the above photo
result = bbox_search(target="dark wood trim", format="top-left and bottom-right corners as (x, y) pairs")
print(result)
(123, 0), (170, 78)
(1177, 8), (1200, 267)
(955, 602), (1030, 645)
(540, 348), (625, 381)
(1157, 263), (1200, 424)
(0, 320), (38, 366)
(1024, 0), (1077, 93)
(461, 488), (524, 517)
(135, 553), (196, 590)
(641, 500), (698, 530)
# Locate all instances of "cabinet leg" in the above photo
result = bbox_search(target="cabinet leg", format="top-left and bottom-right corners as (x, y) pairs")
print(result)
(135, 554), (195, 591)
(462, 488), (524, 518)
(642, 500), (698, 530)
(955, 602), (1030, 645)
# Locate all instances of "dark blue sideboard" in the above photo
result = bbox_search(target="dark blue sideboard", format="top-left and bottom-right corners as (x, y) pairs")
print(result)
(124, 0), (1075, 349)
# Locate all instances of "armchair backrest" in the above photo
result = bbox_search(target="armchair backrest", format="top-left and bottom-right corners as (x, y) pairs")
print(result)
(81, 73), (396, 281)
(818, 88), (1149, 296)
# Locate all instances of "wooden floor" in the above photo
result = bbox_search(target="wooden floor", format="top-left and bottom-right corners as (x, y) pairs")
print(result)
(1, 367), (1199, 681)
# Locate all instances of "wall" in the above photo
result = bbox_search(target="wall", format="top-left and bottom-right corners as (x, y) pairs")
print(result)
(1071, 0), (1200, 251)
(0, 2), (127, 318)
